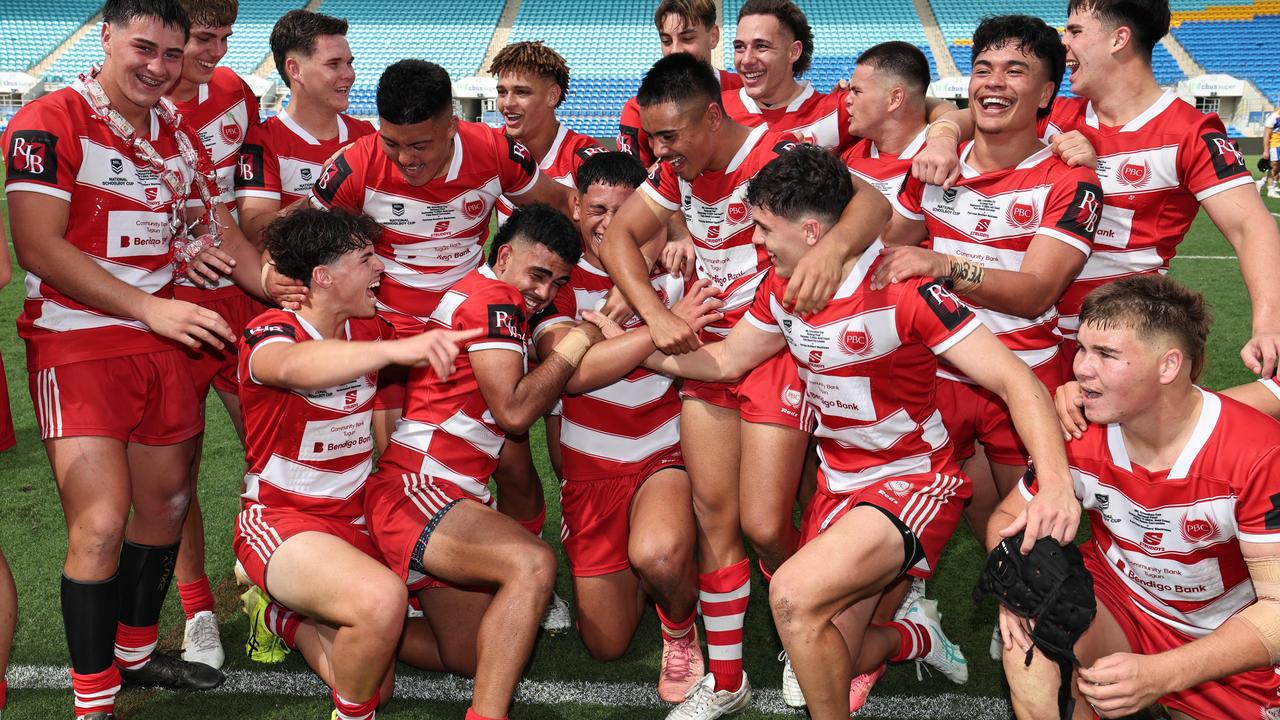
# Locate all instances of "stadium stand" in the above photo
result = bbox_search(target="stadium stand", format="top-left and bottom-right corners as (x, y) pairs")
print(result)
(947, 39), (1184, 87)
(1174, 12), (1280, 101)
(0, 0), (100, 72)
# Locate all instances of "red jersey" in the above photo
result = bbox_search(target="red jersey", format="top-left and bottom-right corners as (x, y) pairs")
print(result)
(309, 122), (540, 324)
(1021, 390), (1280, 637)
(618, 68), (744, 168)
(495, 123), (604, 225)
(3, 83), (204, 370)
(235, 108), (375, 208)
(892, 143), (1104, 380)
(238, 308), (386, 519)
(1040, 92), (1252, 338)
(531, 259), (685, 480)
(721, 82), (853, 151)
(640, 125), (799, 336)
(746, 242), (980, 493)
(379, 266), (527, 502)
(171, 66), (259, 300)
(841, 128), (928, 202)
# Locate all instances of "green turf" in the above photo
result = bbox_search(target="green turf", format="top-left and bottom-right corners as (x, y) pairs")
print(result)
(0, 166), (1276, 718)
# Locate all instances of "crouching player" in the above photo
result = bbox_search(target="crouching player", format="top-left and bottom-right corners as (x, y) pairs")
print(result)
(642, 146), (1079, 719)
(233, 208), (478, 720)
(996, 275), (1280, 720)
(364, 205), (608, 720)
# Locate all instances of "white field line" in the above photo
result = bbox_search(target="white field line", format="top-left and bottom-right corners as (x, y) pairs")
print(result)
(1174, 255), (1237, 260)
(8, 663), (1013, 718)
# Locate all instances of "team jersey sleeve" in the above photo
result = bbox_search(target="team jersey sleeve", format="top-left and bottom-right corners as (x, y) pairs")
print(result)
(901, 278), (980, 354)
(496, 132), (540, 198)
(1179, 113), (1252, 202)
(1233, 444), (1280, 543)
(456, 284), (528, 354)
(241, 311), (301, 385)
(743, 271), (784, 334)
(618, 97), (654, 167)
(241, 79), (261, 130)
(1038, 97), (1085, 141)
(235, 123), (280, 200)
(639, 161), (682, 212)
(309, 145), (362, 211)
(1036, 166), (1104, 256)
(3, 101), (80, 202)
(530, 283), (579, 341)
(891, 171), (926, 221)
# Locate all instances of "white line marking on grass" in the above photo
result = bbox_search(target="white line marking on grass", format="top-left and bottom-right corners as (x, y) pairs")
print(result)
(1175, 255), (1238, 260)
(9, 664), (1012, 718)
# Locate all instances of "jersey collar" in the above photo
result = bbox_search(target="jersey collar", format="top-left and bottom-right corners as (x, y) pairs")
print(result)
(445, 131), (464, 182)
(1105, 388), (1219, 479)
(725, 124), (771, 173)
(737, 81), (816, 115)
(833, 238), (884, 300)
(957, 142), (1053, 179)
(871, 127), (928, 161)
(1084, 90), (1177, 133)
(541, 123), (569, 171)
(286, 308), (351, 341)
(278, 108), (350, 145)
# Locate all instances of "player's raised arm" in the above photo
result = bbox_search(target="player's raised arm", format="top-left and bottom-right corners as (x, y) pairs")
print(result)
(782, 173), (889, 314)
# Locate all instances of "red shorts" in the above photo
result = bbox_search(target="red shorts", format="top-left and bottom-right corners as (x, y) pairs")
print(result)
(561, 446), (685, 577)
(681, 349), (805, 430)
(0, 350), (15, 453)
(185, 291), (267, 396)
(936, 358), (1067, 466)
(233, 504), (380, 592)
(799, 469), (970, 579)
(28, 351), (202, 444)
(1081, 542), (1280, 718)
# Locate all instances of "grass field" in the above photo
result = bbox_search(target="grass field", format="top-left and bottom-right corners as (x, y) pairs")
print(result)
(0, 170), (1276, 720)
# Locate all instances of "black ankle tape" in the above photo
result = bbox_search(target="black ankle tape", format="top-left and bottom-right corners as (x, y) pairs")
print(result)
(117, 540), (179, 627)
(61, 574), (119, 674)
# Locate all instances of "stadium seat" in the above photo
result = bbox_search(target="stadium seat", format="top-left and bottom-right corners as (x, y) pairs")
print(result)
(0, 0), (99, 72)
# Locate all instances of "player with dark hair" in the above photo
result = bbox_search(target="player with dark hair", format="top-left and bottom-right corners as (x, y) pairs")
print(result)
(1, 0), (259, 714)
(878, 13), (1092, 556)
(995, 275), (1280, 720)
(234, 207), (476, 720)
(362, 204), (609, 720)
(634, 145), (1074, 720)
(235, 10), (374, 246)
(841, 42), (933, 201)
(601, 52), (891, 718)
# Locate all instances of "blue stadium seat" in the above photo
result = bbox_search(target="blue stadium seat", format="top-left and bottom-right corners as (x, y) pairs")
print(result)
(0, 0), (99, 72)
(1174, 14), (1280, 102)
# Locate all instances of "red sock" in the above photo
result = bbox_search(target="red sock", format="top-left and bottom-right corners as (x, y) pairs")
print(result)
(177, 575), (216, 620)
(656, 605), (694, 641)
(332, 688), (378, 720)
(265, 601), (301, 649)
(70, 666), (120, 718)
(464, 709), (507, 720)
(699, 559), (750, 693)
(113, 622), (158, 670)
(883, 619), (932, 662)
(515, 506), (546, 536)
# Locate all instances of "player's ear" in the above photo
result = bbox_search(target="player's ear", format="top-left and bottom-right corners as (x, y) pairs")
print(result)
(546, 83), (562, 110)
(1157, 346), (1184, 385)
(705, 100), (722, 130)
(101, 21), (113, 54)
(312, 265), (332, 289)
(1038, 80), (1055, 111)
(709, 23), (721, 50)
(569, 191), (582, 223)
(802, 218), (821, 247)
(493, 242), (514, 274)
(285, 55), (302, 87)
(1111, 25), (1132, 54)
(888, 86), (905, 113)
(447, 114), (459, 138)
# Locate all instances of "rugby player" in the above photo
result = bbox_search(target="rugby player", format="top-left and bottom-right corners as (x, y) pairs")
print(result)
(3, 0), (248, 714)
(641, 145), (1076, 720)
(840, 42), (932, 202)
(914, 0), (1280, 372)
(878, 15), (1098, 547)
(163, 0), (262, 669)
(234, 208), (477, 720)
(599, 53), (891, 718)
(1260, 106), (1280, 197)
(235, 9), (376, 246)
(994, 275), (1280, 720)
(363, 204), (606, 720)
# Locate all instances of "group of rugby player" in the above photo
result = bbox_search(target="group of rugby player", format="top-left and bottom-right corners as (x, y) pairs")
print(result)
(3, 0), (1280, 717)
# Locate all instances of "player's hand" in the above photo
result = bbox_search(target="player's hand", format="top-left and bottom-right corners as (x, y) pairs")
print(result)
(393, 328), (484, 380)
(911, 135), (962, 189)
(141, 296), (236, 351)
(660, 235), (698, 280)
(997, 605), (1033, 656)
(1078, 653), (1171, 718)
(1054, 380), (1089, 440)
(322, 144), (353, 169)
(1001, 480), (1081, 552)
(186, 245), (237, 287)
(599, 289), (636, 327)
(581, 310), (626, 340)
(784, 239), (846, 314)
(647, 307), (701, 354)
(1241, 331), (1280, 378)
(264, 264), (309, 310)
(1050, 131), (1098, 170)
(670, 279), (725, 332)
(869, 246), (949, 291)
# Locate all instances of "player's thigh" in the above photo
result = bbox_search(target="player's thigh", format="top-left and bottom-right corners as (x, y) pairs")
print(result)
(213, 386), (245, 442)
(1072, 593), (1132, 667)
(628, 467), (696, 563)
(738, 419), (808, 521)
(989, 460), (1027, 499)
(573, 570), (643, 657)
(419, 500), (555, 588)
(494, 432), (540, 494)
(420, 585), (492, 674)
(679, 398), (742, 518)
(265, 531), (406, 629)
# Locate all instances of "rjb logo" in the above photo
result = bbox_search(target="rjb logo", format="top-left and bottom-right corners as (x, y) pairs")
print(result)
(319, 163), (340, 190)
(10, 135), (48, 174)
(238, 154), (254, 180)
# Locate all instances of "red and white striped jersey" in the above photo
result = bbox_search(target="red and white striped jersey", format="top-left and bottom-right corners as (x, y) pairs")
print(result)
(841, 128), (928, 202)
(1262, 377), (1280, 402)
(235, 108), (375, 207)
(641, 125), (799, 337)
(1021, 390), (1280, 637)
(309, 122), (540, 325)
(495, 123), (604, 226)
(618, 68), (744, 168)
(238, 308), (387, 520)
(380, 266), (527, 502)
(746, 241), (980, 493)
(892, 142), (1103, 381)
(172, 66), (259, 298)
(721, 82), (853, 151)
(3, 83), (202, 370)
(1040, 92), (1252, 338)
(531, 259), (685, 480)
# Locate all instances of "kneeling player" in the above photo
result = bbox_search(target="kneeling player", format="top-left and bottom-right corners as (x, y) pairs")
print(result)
(234, 208), (476, 720)
(644, 147), (1078, 720)
(364, 205), (607, 720)
(1000, 276), (1280, 720)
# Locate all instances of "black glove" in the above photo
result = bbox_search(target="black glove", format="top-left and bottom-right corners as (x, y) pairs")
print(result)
(1259, 156), (1272, 174)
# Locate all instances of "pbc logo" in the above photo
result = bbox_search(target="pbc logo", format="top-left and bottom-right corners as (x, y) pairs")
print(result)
(1180, 515), (1219, 543)
(807, 350), (823, 365)
(433, 220), (450, 235)
(781, 385), (802, 409)
(886, 479), (912, 497)
(727, 202), (749, 224)
(391, 202), (406, 217)
(7, 130), (57, 180)
(462, 196), (485, 220)
(1117, 158), (1149, 188)
(973, 218), (991, 234)
(220, 122), (242, 145)
(1140, 531), (1164, 549)
(1005, 197), (1039, 229)
(840, 325), (873, 356)
(110, 158), (124, 174)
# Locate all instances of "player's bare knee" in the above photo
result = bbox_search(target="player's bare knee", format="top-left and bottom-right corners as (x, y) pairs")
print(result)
(67, 520), (126, 564)
(510, 541), (556, 597)
(354, 575), (408, 637)
(630, 535), (684, 583)
(581, 627), (630, 662)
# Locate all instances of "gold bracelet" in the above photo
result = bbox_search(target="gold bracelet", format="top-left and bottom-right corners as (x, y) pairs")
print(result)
(927, 119), (962, 142)
(948, 255), (985, 293)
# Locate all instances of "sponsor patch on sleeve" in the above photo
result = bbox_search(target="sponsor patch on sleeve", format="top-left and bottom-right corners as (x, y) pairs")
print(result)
(646, 164), (663, 190)
(1200, 132), (1247, 180)
(575, 145), (608, 163)
(6, 129), (58, 183)
(235, 143), (265, 189)
(1055, 180), (1104, 240)
(244, 323), (297, 347)
(617, 126), (640, 157)
(918, 280), (972, 331)
(506, 135), (537, 176)
(772, 137), (801, 156)
(313, 154), (352, 205)
(486, 303), (526, 342)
